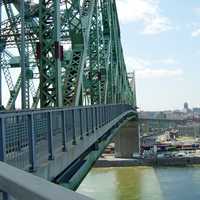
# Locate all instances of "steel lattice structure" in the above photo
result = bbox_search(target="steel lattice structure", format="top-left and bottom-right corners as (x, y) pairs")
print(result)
(0, 0), (136, 110)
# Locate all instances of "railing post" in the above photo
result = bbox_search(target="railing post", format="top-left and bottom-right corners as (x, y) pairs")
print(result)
(108, 106), (110, 122)
(79, 109), (83, 140)
(28, 114), (36, 172)
(91, 107), (94, 133)
(105, 106), (107, 124)
(92, 107), (95, 132)
(0, 117), (5, 162)
(101, 106), (103, 127)
(86, 108), (89, 136)
(104, 106), (108, 124)
(95, 107), (98, 130)
(99, 106), (101, 127)
(72, 109), (76, 145)
(98, 106), (101, 128)
(103, 106), (106, 125)
(61, 110), (67, 151)
(101, 106), (104, 126)
(47, 111), (54, 160)
(111, 105), (113, 121)
(0, 117), (9, 200)
(107, 106), (108, 122)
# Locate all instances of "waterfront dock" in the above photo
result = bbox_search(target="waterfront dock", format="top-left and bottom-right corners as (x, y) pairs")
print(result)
(94, 155), (200, 168)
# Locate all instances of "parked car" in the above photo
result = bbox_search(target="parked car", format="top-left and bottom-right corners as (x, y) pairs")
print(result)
(157, 153), (165, 158)
(164, 152), (172, 158)
(175, 152), (186, 157)
(132, 153), (141, 159)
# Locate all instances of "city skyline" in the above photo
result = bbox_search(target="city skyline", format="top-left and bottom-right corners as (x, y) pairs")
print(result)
(117, 0), (200, 111)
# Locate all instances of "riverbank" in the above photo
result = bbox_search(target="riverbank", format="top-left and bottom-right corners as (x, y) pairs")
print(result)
(94, 156), (200, 167)
(94, 158), (141, 168)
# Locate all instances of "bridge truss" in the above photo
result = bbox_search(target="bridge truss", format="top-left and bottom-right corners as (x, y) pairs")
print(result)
(0, 0), (136, 110)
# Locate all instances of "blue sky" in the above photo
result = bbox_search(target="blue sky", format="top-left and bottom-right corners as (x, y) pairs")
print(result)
(117, 0), (200, 111)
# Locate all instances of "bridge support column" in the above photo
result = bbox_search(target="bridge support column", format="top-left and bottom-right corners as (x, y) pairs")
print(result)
(114, 120), (139, 158)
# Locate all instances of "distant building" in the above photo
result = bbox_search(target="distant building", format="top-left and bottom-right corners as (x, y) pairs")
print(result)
(166, 111), (185, 120)
(183, 102), (191, 113)
(193, 108), (200, 119)
(193, 107), (200, 114)
(155, 112), (167, 119)
(184, 102), (189, 110)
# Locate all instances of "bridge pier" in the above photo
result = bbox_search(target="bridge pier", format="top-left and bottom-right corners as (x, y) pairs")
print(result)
(114, 119), (139, 158)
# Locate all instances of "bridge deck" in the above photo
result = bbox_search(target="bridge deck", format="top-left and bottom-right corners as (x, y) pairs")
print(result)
(0, 105), (136, 182)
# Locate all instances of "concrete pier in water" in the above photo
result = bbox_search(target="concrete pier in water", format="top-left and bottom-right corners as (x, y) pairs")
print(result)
(114, 119), (139, 158)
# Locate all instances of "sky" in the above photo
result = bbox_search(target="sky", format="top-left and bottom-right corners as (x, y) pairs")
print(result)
(1, 1), (200, 111)
(116, 0), (200, 111)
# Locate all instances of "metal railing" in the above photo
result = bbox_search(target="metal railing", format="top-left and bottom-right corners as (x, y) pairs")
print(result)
(0, 161), (92, 200)
(0, 104), (134, 172)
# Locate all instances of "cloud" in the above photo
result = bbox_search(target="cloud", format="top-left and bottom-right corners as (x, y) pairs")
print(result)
(125, 56), (183, 79)
(142, 15), (171, 34)
(125, 56), (177, 69)
(192, 28), (200, 37)
(136, 68), (183, 79)
(126, 57), (150, 70)
(154, 58), (177, 65)
(191, 21), (200, 37)
(116, 0), (172, 34)
(194, 7), (200, 16)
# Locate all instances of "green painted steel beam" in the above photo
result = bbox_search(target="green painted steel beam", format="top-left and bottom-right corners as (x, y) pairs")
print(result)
(0, 0), (136, 109)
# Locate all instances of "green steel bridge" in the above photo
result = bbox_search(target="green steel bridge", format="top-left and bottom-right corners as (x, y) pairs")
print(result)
(0, 0), (138, 199)
(0, 0), (136, 109)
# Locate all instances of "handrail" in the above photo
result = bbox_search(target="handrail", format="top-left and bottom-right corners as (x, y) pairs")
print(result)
(0, 104), (136, 171)
(0, 161), (92, 200)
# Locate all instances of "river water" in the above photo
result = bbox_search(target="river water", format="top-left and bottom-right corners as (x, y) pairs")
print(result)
(77, 166), (200, 200)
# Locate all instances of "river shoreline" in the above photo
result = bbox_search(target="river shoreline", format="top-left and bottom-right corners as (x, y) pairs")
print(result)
(94, 156), (200, 168)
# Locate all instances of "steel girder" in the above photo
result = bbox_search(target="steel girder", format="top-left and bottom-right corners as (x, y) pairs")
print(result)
(1, 0), (37, 109)
(38, 0), (62, 107)
(0, 0), (136, 110)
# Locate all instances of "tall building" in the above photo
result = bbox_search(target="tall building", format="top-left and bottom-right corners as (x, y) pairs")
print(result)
(184, 102), (189, 113)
